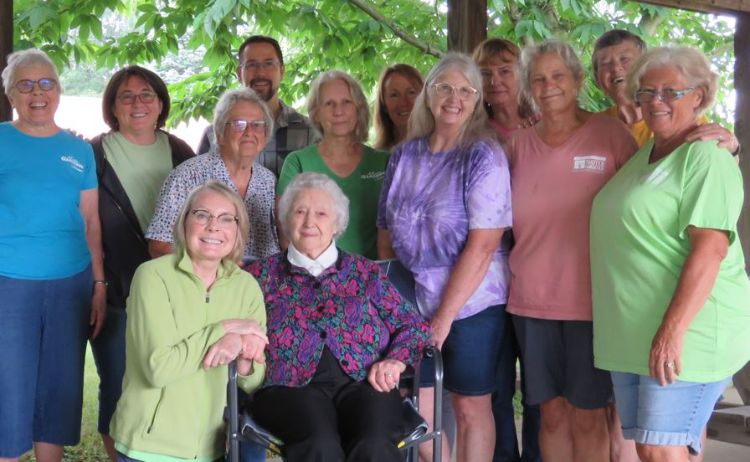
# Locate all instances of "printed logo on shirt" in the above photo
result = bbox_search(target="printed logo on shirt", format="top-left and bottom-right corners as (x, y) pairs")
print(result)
(572, 155), (607, 173)
(60, 155), (84, 173)
(643, 166), (669, 186)
(361, 171), (385, 181)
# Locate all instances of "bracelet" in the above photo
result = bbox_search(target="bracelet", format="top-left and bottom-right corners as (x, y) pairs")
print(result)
(93, 279), (108, 287)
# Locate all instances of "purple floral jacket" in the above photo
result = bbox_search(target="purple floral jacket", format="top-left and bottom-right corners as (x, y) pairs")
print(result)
(246, 251), (431, 387)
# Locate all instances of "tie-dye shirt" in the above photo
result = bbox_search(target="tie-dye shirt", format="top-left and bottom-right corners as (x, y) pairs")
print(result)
(246, 251), (430, 387)
(377, 137), (513, 320)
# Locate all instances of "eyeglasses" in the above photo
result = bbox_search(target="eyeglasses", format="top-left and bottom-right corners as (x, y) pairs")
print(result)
(226, 119), (268, 134)
(431, 82), (478, 101)
(14, 78), (57, 93)
(117, 91), (158, 105)
(190, 209), (238, 228)
(240, 60), (281, 72)
(634, 87), (695, 104)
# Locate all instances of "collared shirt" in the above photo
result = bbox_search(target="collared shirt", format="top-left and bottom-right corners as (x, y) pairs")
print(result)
(287, 241), (338, 277)
(197, 101), (320, 177)
(246, 251), (431, 388)
(146, 152), (280, 259)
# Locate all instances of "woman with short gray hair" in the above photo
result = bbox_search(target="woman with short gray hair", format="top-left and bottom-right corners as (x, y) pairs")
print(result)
(245, 172), (430, 462)
(278, 70), (388, 259)
(147, 87), (280, 261)
(378, 52), (512, 462)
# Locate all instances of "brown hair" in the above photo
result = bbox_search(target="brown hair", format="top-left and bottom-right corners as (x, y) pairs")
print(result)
(373, 64), (424, 150)
(102, 65), (170, 130)
(472, 38), (534, 119)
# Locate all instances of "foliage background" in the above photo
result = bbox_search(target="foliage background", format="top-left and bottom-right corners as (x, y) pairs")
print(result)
(11, 0), (736, 126)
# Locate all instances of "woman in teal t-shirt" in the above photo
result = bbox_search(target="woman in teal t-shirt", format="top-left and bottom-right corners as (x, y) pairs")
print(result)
(278, 70), (388, 259)
(591, 47), (750, 461)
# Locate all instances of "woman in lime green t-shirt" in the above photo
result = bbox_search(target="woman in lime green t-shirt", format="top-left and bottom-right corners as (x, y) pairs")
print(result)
(591, 46), (750, 462)
(278, 70), (388, 259)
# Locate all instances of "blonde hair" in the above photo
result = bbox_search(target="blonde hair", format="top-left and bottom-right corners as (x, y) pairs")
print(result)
(373, 64), (424, 150)
(307, 70), (370, 143)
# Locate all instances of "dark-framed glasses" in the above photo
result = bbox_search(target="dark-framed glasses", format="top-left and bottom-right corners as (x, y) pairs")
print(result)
(226, 119), (268, 134)
(117, 91), (158, 105)
(190, 209), (238, 228)
(634, 87), (695, 104)
(14, 78), (58, 93)
(240, 60), (281, 72)
(431, 82), (478, 101)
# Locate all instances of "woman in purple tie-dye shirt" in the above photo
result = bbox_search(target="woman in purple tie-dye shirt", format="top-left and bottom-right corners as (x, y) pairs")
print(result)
(377, 53), (513, 462)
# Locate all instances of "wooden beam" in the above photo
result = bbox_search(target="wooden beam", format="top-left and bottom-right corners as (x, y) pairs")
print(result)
(0, 0), (12, 122)
(636, 0), (750, 15)
(447, 0), (487, 54)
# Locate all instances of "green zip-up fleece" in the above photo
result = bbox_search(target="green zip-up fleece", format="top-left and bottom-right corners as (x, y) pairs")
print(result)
(111, 250), (266, 460)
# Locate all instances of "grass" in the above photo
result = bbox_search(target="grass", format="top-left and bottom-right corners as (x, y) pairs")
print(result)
(20, 346), (109, 462)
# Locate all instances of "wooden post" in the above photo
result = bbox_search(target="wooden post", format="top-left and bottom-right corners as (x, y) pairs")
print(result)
(447, 0), (487, 54)
(733, 11), (750, 406)
(0, 0), (12, 121)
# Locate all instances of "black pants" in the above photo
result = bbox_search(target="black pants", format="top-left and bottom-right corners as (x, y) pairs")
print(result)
(249, 348), (403, 462)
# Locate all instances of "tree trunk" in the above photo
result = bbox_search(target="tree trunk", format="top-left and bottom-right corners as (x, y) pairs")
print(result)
(1, 0), (13, 122)
(447, 0), (487, 53)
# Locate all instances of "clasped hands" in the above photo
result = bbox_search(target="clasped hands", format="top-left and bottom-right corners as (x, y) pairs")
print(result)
(203, 319), (268, 375)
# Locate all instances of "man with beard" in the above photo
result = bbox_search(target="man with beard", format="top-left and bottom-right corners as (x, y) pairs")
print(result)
(197, 35), (318, 176)
(592, 29), (738, 153)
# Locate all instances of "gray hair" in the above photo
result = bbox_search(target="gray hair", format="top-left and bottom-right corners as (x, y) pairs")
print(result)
(626, 46), (717, 115)
(173, 181), (250, 263)
(212, 88), (274, 143)
(407, 53), (490, 147)
(278, 173), (350, 241)
(307, 70), (370, 143)
(2, 48), (61, 97)
(520, 40), (584, 113)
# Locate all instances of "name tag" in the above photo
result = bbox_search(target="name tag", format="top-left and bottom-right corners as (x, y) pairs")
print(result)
(572, 155), (606, 173)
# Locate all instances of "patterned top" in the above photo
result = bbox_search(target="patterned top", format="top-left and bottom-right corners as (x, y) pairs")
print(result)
(146, 152), (280, 259)
(246, 251), (431, 387)
(377, 137), (513, 320)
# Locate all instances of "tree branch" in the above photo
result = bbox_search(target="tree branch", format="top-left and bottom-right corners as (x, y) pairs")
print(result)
(347, 0), (443, 58)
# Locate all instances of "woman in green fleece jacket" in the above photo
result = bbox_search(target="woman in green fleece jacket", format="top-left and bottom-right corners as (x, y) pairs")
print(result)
(110, 181), (268, 462)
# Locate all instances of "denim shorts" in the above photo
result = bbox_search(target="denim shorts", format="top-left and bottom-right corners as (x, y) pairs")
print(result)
(90, 306), (127, 434)
(420, 305), (507, 396)
(611, 372), (730, 455)
(513, 316), (612, 409)
(0, 267), (91, 457)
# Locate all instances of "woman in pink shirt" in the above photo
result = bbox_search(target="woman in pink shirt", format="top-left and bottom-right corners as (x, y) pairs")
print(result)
(505, 40), (637, 462)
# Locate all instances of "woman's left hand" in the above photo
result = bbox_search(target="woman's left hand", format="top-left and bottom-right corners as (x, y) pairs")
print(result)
(89, 285), (107, 339)
(648, 324), (684, 386)
(203, 333), (243, 369)
(685, 123), (739, 154)
(430, 315), (453, 350)
(367, 359), (407, 393)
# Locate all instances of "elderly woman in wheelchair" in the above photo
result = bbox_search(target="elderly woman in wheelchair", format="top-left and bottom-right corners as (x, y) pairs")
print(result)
(243, 172), (431, 462)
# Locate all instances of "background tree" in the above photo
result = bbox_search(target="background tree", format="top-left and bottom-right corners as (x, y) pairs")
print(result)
(11, 0), (735, 127)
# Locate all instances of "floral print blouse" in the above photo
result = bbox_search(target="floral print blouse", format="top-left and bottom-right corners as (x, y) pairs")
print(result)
(246, 251), (431, 387)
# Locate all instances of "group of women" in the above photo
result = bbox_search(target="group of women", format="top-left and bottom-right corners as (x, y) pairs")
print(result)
(1, 29), (749, 462)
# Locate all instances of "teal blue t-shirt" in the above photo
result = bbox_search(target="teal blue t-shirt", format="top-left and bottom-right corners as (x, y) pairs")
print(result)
(0, 122), (97, 279)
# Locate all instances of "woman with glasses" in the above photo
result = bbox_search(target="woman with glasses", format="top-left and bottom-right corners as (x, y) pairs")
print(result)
(147, 88), (280, 261)
(278, 70), (388, 259)
(378, 53), (512, 462)
(0, 49), (105, 462)
(110, 181), (267, 462)
(504, 40), (638, 462)
(89, 65), (195, 461)
(590, 47), (750, 462)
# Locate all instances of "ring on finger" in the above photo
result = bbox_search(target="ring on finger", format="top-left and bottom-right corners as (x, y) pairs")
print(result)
(665, 360), (675, 370)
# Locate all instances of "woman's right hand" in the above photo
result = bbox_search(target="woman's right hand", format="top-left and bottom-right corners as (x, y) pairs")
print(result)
(203, 332), (243, 369)
(222, 318), (269, 342)
(240, 331), (267, 364)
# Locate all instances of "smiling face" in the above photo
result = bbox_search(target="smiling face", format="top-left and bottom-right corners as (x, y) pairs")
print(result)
(237, 42), (284, 103)
(383, 72), (420, 135)
(429, 69), (477, 133)
(112, 75), (163, 138)
(638, 66), (703, 142)
(185, 189), (239, 265)
(529, 53), (581, 115)
(479, 51), (520, 109)
(287, 188), (338, 259)
(594, 39), (642, 103)
(217, 100), (268, 161)
(317, 78), (358, 139)
(8, 64), (60, 132)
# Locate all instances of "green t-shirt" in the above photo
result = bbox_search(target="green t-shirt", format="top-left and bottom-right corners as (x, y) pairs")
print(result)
(277, 144), (389, 259)
(103, 131), (173, 231)
(591, 140), (750, 382)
